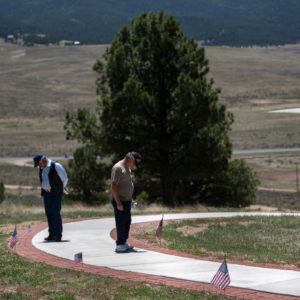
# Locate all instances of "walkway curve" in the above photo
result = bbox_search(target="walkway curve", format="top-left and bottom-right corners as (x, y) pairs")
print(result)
(14, 212), (300, 299)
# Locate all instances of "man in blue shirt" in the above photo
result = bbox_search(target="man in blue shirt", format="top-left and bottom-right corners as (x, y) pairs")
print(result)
(33, 154), (68, 242)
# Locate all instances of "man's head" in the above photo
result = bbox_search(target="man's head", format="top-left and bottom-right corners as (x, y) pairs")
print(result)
(33, 154), (47, 168)
(124, 152), (142, 168)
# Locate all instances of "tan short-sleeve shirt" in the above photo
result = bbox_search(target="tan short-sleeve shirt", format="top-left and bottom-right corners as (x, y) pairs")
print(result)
(111, 161), (134, 201)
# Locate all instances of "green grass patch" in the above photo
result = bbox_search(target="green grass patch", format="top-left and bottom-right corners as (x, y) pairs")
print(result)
(155, 216), (300, 266)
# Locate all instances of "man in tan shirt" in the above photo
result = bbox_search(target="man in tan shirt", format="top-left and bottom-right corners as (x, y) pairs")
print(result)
(111, 152), (142, 252)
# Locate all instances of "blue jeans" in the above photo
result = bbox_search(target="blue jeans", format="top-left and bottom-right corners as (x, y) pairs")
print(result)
(112, 199), (132, 245)
(43, 192), (63, 237)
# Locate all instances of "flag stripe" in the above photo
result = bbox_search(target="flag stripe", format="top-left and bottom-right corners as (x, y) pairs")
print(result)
(215, 274), (230, 289)
(217, 276), (230, 289)
(215, 274), (229, 285)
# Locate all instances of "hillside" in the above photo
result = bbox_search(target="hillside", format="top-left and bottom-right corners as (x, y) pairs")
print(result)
(0, 0), (300, 46)
(1, 40), (300, 156)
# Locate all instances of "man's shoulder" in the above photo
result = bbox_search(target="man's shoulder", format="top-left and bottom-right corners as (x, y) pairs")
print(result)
(52, 161), (65, 171)
(112, 161), (124, 170)
(112, 161), (127, 176)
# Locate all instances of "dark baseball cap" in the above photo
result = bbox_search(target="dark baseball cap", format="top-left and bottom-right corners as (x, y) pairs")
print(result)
(126, 152), (142, 164)
(33, 153), (44, 167)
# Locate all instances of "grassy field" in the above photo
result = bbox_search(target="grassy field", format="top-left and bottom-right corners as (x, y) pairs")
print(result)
(233, 151), (300, 191)
(256, 190), (300, 210)
(207, 45), (300, 151)
(1, 39), (300, 299)
(2, 154), (300, 205)
(1, 40), (300, 156)
(1, 40), (300, 299)
(1, 40), (300, 192)
(0, 40), (104, 157)
(132, 216), (300, 267)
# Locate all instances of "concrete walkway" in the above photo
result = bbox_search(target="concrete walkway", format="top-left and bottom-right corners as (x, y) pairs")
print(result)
(31, 212), (300, 298)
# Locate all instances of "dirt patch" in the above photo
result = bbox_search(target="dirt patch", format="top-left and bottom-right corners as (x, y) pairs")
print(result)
(176, 224), (209, 236)
(247, 204), (279, 212)
(257, 171), (297, 182)
(176, 220), (257, 237)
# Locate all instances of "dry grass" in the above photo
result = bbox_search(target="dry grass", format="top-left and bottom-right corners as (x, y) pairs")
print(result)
(1, 39), (300, 156)
(206, 44), (300, 150)
(0, 201), (218, 217)
(207, 45), (300, 102)
(234, 152), (300, 190)
(1, 39), (300, 202)
(0, 39), (106, 156)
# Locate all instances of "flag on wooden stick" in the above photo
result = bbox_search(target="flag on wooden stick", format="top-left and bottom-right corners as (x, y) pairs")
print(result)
(211, 259), (231, 290)
(8, 227), (18, 249)
(156, 216), (163, 237)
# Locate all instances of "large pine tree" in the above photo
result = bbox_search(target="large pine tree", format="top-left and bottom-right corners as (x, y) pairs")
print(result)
(66, 11), (258, 207)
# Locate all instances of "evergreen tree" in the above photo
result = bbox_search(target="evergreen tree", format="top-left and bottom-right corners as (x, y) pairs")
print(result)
(66, 145), (110, 205)
(65, 109), (109, 205)
(66, 11), (258, 207)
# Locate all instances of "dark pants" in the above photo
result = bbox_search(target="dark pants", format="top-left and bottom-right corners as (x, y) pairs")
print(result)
(112, 199), (132, 245)
(43, 192), (63, 238)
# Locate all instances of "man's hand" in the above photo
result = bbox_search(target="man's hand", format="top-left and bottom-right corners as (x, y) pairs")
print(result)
(131, 199), (137, 208)
(116, 202), (124, 211)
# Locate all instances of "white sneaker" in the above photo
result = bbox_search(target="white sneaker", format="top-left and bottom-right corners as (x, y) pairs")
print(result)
(115, 244), (128, 253)
(125, 243), (134, 250)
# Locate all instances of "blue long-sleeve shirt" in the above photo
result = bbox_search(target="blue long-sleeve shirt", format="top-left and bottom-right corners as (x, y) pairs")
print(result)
(41, 159), (68, 190)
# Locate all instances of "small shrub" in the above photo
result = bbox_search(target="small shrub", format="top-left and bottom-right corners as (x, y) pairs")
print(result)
(135, 191), (149, 207)
(222, 159), (260, 207)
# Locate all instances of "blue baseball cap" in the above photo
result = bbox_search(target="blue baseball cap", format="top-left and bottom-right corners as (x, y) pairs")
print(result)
(33, 154), (44, 167)
(125, 152), (142, 164)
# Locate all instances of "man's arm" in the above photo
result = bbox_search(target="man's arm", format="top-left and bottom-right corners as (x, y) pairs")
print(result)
(55, 163), (68, 188)
(111, 181), (123, 211)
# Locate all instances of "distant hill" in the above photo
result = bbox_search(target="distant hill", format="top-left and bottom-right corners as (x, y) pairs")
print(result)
(1, 0), (300, 46)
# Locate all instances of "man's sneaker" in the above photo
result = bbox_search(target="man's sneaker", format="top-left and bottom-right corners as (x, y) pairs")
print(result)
(115, 244), (128, 253)
(53, 236), (62, 242)
(44, 235), (55, 241)
(125, 243), (134, 250)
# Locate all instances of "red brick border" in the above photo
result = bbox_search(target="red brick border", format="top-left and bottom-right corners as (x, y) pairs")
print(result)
(11, 218), (300, 300)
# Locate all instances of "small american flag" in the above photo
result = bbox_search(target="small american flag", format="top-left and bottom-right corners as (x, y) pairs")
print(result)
(74, 252), (83, 263)
(8, 228), (18, 249)
(211, 260), (231, 290)
(25, 225), (31, 232)
(156, 217), (163, 237)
